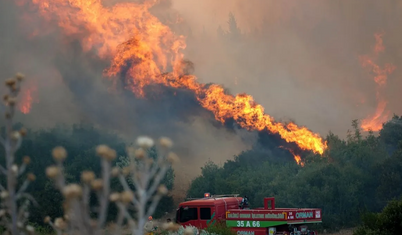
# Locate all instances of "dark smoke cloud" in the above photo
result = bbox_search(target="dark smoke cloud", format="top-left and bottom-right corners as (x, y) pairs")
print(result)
(51, 38), (209, 134)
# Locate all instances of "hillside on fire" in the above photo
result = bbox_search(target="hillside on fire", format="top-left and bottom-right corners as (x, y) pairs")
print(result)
(1, 0), (402, 235)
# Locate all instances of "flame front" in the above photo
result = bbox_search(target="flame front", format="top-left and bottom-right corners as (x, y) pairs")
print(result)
(18, 0), (328, 155)
(359, 33), (396, 131)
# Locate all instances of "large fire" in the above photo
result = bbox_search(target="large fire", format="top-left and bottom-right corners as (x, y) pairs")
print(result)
(16, 0), (328, 155)
(359, 33), (396, 132)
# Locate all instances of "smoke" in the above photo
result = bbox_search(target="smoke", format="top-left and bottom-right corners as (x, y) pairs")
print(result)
(171, 0), (402, 137)
(0, 0), (80, 126)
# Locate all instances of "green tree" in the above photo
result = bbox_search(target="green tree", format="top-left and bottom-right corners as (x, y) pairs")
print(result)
(354, 198), (402, 235)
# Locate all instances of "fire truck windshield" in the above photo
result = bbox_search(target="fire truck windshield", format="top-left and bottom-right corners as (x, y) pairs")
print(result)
(178, 207), (198, 223)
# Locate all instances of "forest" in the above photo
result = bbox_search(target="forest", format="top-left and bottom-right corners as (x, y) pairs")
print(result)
(1, 114), (401, 234)
(187, 116), (402, 233)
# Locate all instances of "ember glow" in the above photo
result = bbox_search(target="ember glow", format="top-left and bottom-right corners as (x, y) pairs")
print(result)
(17, 0), (328, 155)
(359, 33), (396, 131)
(18, 85), (38, 114)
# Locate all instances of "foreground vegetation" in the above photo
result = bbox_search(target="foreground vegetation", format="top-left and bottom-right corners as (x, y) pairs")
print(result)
(187, 117), (402, 232)
(1, 123), (176, 227)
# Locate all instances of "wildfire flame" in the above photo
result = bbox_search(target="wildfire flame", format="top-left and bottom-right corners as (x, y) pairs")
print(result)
(17, 0), (328, 155)
(293, 153), (304, 167)
(280, 146), (304, 167)
(359, 33), (396, 131)
(18, 85), (38, 114)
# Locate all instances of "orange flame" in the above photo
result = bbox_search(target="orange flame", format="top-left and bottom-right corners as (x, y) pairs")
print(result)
(280, 146), (304, 167)
(19, 0), (327, 155)
(18, 85), (38, 114)
(294, 154), (304, 167)
(359, 33), (395, 131)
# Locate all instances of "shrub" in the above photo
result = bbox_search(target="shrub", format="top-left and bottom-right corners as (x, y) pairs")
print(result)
(205, 222), (236, 235)
(353, 198), (402, 235)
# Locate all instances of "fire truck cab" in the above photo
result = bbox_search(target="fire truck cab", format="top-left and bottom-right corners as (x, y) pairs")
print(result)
(175, 193), (242, 228)
(175, 193), (322, 235)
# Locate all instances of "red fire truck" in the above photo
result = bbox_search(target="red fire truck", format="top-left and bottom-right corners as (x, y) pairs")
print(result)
(175, 193), (322, 235)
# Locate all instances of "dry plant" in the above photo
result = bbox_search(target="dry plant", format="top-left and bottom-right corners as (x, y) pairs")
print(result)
(0, 73), (36, 235)
(44, 137), (181, 235)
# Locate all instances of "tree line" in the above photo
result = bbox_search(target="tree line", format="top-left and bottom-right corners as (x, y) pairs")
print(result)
(187, 116), (402, 232)
(2, 115), (402, 232)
